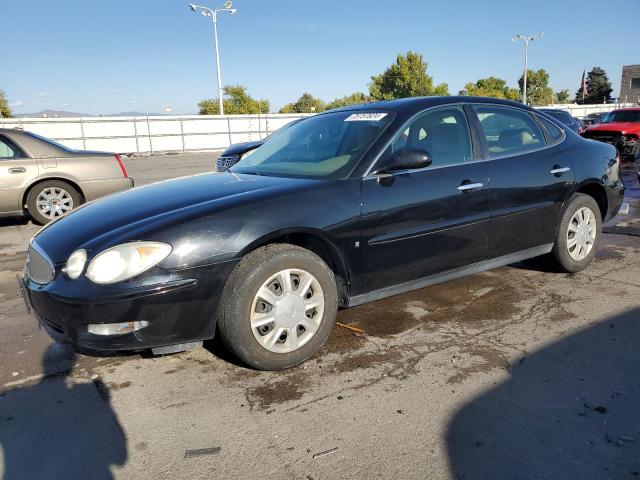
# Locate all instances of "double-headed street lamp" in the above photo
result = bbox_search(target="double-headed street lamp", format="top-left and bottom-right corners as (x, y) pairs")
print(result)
(512, 33), (543, 105)
(189, 1), (237, 115)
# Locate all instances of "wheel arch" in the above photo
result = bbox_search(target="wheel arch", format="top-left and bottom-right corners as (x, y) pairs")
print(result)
(239, 228), (352, 306)
(22, 177), (85, 209)
(573, 180), (608, 220)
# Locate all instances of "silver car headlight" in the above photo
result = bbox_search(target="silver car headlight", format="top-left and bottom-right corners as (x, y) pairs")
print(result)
(85, 242), (172, 284)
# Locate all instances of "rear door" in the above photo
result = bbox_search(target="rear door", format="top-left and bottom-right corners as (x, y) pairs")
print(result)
(0, 134), (39, 213)
(361, 105), (490, 291)
(471, 105), (575, 258)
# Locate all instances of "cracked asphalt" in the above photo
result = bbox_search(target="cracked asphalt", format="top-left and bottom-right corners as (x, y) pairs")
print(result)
(1, 154), (639, 479)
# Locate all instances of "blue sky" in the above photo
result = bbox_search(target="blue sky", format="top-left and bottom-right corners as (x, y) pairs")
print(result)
(1, 0), (638, 115)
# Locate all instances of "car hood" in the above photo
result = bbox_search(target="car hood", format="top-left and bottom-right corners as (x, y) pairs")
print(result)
(220, 140), (264, 156)
(586, 122), (640, 134)
(34, 172), (316, 262)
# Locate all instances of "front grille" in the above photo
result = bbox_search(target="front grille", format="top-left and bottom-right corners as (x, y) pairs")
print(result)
(27, 242), (55, 284)
(216, 154), (240, 172)
(583, 130), (621, 145)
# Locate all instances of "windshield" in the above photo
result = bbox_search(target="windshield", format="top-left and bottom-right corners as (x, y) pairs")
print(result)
(604, 110), (640, 123)
(230, 111), (393, 179)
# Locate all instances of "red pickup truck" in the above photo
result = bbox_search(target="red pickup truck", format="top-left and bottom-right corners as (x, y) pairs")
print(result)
(581, 107), (640, 162)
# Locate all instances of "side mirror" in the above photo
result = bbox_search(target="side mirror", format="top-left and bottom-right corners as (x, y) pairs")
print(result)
(375, 148), (432, 175)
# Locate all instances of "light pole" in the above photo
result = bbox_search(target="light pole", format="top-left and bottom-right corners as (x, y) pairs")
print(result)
(512, 33), (543, 105)
(189, 2), (237, 115)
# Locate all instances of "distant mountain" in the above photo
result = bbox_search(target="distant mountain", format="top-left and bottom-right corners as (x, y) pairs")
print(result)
(15, 109), (90, 118)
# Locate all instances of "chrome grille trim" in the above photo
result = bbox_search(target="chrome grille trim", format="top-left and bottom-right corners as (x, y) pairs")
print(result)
(27, 241), (55, 284)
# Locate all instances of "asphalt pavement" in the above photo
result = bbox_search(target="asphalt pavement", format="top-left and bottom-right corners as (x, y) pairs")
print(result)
(0, 154), (639, 479)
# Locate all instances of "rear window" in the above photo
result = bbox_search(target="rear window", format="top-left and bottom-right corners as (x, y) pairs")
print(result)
(536, 115), (564, 143)
(23, 132), (74, 152)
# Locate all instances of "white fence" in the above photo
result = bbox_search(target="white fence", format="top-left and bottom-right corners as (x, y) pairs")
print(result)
(0, 114), (308, 154)
(534, 102), (636, 118)
(1, 102), (636, 155)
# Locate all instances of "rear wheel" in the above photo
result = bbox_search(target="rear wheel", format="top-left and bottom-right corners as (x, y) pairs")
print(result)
(549, 193), (601, 272)
(27, 180), (81, 225)
(217, 244), (338, 370)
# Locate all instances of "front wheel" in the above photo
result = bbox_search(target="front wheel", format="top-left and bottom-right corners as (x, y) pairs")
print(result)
(549, 193), (602, 272)
(217, 244), (338, 370)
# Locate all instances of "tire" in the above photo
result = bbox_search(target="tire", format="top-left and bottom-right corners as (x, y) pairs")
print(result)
(549, 193), (602, 273)
(27, 180), (82, 225)
(217, 244), (338, 370)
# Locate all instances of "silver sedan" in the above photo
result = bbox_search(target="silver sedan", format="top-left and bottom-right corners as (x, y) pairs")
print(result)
(0, 128), (133, 224)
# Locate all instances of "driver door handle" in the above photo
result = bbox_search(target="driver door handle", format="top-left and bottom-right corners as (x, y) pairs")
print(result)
(8, 167), (26, 174)
(457, 182), (484, 192)
(549, 166), (570, 175)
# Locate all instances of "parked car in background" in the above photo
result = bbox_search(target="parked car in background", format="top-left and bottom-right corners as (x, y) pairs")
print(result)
(538, 108), (583, 133)
(581, 107), (640, 162)
(215, 118), (305, 171)
(0, 128), (133, 224)
(22, 97), (624, 370)
(581, 112), (610, 127)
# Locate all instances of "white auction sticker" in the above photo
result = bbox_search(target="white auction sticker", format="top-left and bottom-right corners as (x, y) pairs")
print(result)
(344, 112), (388, 122)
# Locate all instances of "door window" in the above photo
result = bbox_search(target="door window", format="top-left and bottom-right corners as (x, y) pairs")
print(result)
(384, 105), (472, 168)
(473, 106), (545, 157)
(0, 136), (26, 159)
(535, 115), (564, 143)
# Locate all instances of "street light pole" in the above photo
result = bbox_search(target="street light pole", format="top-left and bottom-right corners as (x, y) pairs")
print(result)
(189, 2), (237, 115)
(512, 33), (543, 106)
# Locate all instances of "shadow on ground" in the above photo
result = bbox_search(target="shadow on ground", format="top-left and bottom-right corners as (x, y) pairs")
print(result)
(446, 307), (640, 480)
(0, 343), (127, 479)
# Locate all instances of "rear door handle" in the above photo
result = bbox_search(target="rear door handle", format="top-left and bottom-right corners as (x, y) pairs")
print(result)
(549, 167), (570, 175)
(8, 167), (26, 174)
(457, 182), (484, 192)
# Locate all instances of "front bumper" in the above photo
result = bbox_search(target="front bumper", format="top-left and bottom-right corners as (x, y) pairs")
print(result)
(23, 260), (237, 351)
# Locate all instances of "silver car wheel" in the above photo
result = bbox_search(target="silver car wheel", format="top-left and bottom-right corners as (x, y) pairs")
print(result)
(36, 187), (74, 219)
(250, 268), (325, 354)
(567, 206), (597, 261)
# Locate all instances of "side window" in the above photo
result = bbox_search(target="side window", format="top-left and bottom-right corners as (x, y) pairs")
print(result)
(473, 106), (545, 157)
(0, 136), (26, 160)
(385, 105), (472, 168)
(535, 114), (564, 143)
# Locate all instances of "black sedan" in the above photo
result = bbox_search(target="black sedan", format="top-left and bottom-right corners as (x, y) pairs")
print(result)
(22, 97), (624, 370)
(215, 118), (305, 171)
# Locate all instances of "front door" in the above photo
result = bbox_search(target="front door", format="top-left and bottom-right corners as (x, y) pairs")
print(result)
(0, 134), (39, 213)
(361, 105), (490, 292)
(470, 105), (575, 258)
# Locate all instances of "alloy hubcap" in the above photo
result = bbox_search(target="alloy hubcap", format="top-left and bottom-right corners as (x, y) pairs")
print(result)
(250, 268), (324, 353)
(567, 206), (597, 261)
(36, 187), (73, 219)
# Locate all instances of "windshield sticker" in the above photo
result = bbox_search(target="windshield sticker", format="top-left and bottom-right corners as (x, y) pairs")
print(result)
(345, 112), (388, 122)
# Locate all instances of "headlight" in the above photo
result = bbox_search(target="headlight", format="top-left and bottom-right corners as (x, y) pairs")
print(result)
(64, 249), (87, 279)
(85, 242), (172, 284)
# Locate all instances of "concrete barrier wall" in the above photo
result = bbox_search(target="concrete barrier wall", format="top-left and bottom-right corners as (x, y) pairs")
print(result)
(1, 103), (636, 154)
(0, 114), (309, 154)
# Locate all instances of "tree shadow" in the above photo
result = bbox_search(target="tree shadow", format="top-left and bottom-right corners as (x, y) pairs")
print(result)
(0, 342), (127, 479)
(446, 307), (640, 480)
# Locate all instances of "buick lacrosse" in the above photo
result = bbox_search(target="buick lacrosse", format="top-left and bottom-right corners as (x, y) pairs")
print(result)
(21, 97), (624, 370)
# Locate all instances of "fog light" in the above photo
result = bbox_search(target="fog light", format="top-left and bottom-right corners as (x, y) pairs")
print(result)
(87, 320), (149, 336)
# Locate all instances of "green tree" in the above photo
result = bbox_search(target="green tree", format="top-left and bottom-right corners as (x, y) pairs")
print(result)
(518, 69), (554, 106)
(0, 90), (13, 118)
(279, 93), (325, 113)
(575, 67), (613, 104)
(460, 77), (520, 100)
(555, 89), (571, 104)
(369, 51), (449, 101)
(198, 85), (269, 115)
(325, 92), (372, 110)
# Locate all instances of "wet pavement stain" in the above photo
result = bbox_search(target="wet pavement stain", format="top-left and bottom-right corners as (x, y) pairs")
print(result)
(244, 372), (309, 411)
(445, 345), (509, 385)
